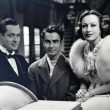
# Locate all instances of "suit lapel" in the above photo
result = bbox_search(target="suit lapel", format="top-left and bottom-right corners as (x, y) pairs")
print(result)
(49, 55), (68, 88)
(38, 55), (50, 85)
(0, 51), (19, 77)
(14, 56), (23, 77)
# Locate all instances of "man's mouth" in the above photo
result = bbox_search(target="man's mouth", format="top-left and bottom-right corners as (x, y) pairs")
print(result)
(12, 44), (18, 47)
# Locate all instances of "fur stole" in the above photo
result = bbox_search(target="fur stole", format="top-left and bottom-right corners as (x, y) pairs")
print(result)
(69, 39), (88, 81)
(69, 35), (110, 84)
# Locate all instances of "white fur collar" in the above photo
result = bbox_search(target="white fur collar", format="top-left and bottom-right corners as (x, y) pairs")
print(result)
(69, 39), (88, 80)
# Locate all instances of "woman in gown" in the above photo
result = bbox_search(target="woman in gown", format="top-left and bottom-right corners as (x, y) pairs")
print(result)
(69, 10), (110, 102)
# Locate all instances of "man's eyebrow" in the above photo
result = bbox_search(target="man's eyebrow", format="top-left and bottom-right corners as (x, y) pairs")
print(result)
(8, 33), (14, 35)
(44, 39), (50, 41)
(8, 33), (20, 35)
(53, 39), (59, 41)
(45, 39), (59, 40)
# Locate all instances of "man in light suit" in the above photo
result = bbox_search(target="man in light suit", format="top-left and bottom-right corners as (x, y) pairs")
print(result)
(0, 18), (29, 87)
(28, 25), (79, 101)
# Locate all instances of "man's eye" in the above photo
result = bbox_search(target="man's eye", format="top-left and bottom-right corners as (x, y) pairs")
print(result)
(8, 34), (13, 37)
(53, 41), (57, 43)
(45, 40), (50, 43)
(17, 34), (20, 38)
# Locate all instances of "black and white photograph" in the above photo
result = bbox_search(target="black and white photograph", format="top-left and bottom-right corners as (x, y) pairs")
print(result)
(0, 0), (110, 110)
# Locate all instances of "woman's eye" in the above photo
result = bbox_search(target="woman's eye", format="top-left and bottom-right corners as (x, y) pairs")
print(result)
(53, 41), (57, 43)
(82, 25), (87, 28)
(91, 24), (96, 27)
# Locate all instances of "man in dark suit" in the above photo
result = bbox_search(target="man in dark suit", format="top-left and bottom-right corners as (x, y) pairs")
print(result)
(0, 18), (29, 87)
(28, 25), (79, 101)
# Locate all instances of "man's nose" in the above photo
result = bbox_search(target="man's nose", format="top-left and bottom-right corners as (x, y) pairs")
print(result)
(49, 42), (54, 48)
(13, 36), (18, 42)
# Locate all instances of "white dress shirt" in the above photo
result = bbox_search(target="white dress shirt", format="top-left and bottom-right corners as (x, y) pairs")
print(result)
(0, 45), (19, 76)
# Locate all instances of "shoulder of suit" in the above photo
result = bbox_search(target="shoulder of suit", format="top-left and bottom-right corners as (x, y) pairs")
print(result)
(15, 54), (25, 58)
(30, 59), (40, 67)
(15, 54), (27, 62)
(60, 54), (70, 65)
(29, 57), (44, 69)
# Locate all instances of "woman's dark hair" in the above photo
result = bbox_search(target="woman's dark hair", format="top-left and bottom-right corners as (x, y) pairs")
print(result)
(41, 25), (64, 41)
(77, 10), (107, 38)
(0, 18), (19, 35)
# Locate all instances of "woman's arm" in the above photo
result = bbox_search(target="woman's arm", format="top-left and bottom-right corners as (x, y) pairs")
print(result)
(83, 83), (110, 101)
(89, 83), (110, 96)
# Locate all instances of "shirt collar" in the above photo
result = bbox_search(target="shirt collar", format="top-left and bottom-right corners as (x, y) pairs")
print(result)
(46, 54), (54, 69)
(46, 53), (61, 69)
(0, 45), (15, 55)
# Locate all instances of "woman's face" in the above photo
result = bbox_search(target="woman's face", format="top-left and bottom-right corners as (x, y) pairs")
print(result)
(81, 14), (101, 42)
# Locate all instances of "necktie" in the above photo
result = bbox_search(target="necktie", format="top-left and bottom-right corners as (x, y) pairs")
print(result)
(0, 51), (16, 59)
(7, 54), (16, 59)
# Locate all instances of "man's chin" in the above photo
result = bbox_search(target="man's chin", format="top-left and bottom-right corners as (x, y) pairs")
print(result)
(48, 53), (56, 57)
(12, 47), (18, 51)
(49, 53), (55, 56)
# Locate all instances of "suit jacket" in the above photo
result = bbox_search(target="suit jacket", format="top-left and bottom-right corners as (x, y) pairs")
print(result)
(28, 54), (79, 101)
(0, 51), (29, 87)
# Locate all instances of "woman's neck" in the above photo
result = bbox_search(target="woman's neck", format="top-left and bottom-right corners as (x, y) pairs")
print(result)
(89, 37), (101, 51)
